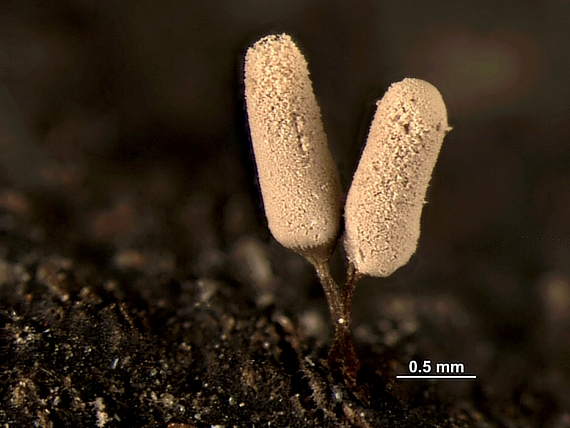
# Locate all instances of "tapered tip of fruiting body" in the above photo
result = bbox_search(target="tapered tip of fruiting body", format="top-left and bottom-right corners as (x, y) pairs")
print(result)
(244, 34), (342, 260)
(344, 78), (450, 277)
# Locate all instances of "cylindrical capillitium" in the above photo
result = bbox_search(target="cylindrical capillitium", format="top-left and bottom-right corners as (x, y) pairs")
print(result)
(244, 34), (342, 260)
(344, 78), (450, 277)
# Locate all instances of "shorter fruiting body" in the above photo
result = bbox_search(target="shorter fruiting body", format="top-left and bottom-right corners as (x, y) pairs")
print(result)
(344, 78), (450, 277)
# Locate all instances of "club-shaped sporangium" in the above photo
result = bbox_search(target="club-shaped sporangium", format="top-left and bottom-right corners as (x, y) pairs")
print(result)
(344, 78), (450, 277)
(244, 34), (342, 262)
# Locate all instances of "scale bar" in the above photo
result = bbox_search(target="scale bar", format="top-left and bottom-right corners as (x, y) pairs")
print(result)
(396, 375), (477, 380)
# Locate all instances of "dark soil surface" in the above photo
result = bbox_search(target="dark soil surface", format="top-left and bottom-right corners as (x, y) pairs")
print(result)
(1, 1), (570, 427)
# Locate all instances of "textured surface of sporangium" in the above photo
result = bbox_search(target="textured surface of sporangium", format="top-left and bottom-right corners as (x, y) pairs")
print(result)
(244, 34), (342, 256)
(344, 78), (450, 277)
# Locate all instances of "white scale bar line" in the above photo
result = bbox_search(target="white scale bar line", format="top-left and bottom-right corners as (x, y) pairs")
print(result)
(396, 375), (477, 379)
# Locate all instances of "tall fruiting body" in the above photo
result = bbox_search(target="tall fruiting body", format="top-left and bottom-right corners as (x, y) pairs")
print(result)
(344, 78), (450, 277)
(244, 34), (342, 263)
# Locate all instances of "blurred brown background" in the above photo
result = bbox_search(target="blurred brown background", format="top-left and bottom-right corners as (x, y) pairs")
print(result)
(1, 0), (570, 421)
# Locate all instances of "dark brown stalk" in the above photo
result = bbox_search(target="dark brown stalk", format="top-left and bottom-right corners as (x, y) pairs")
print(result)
(310, 258), (361, 389)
